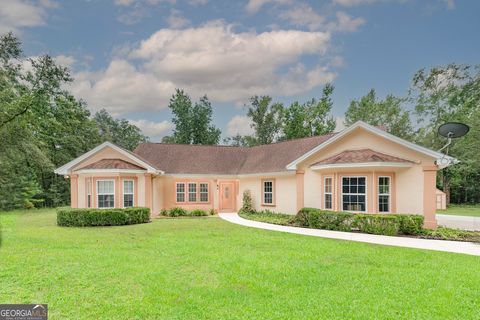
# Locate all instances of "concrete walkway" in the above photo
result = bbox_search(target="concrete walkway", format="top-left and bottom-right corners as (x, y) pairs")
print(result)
(437, 214), (480, 231)
(218, 212), (480, 256)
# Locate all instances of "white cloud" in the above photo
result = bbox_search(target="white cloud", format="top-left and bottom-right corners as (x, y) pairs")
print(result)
(245, 0), (291, 14)
(0, 0), (57, 33)
(226, 115), (254, 136)
(129, 119), (173, 140)
(335, 116), (346, 131)
(333, 0), (376, 6)
(329, 11), (365, 32)
(166, 9), (190, 28)
(329, 55), (345, 68)
(188, 0), (208, 5)
(71, 21), (335, 115)
(444, 0), (455, 9)
(279, 3), (325, 31)
(55, 55), (76, 68)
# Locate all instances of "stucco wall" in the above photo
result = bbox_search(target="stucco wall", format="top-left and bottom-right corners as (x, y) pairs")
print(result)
(237, 174), (297, 214)
(157, 176), (216, 211)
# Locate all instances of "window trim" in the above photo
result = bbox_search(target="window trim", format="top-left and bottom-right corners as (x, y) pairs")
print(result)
(199, 182), (209, 203)
(174, 180), (211, 204)
(341, 175), (367, 213)
(86, 178), (92, 208)
(96, 179), (115, 209)
(123, 179), (135, 208)
(323, 176), (333, 210)
(261, 179), (275, 206)
(188, 182), (197, 202)
(175, 182), (186, 203)
(378, 175), (391, 213)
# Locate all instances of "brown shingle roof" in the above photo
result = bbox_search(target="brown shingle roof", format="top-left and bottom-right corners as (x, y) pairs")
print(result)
(79, 158), (146, 170)
(133, 134), (335, 174)
(310, 149), (413, 166)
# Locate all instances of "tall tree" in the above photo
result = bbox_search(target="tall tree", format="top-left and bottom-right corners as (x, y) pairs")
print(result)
(345, 89), (414, 140)
(93, 109), (148, 151)
(411, 64), (480, 204)
(245, 95), (283, 145)
(163, 89), (221, 145)
(282, 84), (336, 139)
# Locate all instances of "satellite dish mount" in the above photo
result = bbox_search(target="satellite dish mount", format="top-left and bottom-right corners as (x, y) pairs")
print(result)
(437, 122), (469, 166)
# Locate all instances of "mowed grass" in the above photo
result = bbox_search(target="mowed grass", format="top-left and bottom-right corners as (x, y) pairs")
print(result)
(438, 204), (480, 217)
(1, 209), (480, 319)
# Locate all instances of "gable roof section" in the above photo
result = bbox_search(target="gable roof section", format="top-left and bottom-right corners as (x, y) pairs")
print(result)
(310, 149), (414, 166)
(133, 134), (335, 175)
(286, 121), (455, 170)
(54, 142), (161, 175)
(78, 158), (146, 170)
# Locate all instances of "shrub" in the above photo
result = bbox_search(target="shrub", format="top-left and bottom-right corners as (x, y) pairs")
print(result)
(295, 208), (353, 231)
(190, 209), (208, 216)
(241, 190), (255, 213)
(208, 209), (217, 216)
(168, 207), (188, 217)
(394, 214), (424, 235)
(352, 214), (399, 236)
(238, 209), (294, 226)
(159, 209), (168, 216)
(57, 207), (150, 227)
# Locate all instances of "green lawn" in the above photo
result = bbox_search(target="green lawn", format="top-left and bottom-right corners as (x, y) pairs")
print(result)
(1, 209), (480, 319)
(438, 204), (480, 217)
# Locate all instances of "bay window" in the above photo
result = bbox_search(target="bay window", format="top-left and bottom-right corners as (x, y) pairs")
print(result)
(324, 176), (333, 210)
(378, 176), (390, 213)
(123, 180), (134, 208)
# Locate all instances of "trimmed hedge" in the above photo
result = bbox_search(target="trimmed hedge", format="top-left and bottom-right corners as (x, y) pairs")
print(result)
(57, 207), (150, 227)
(160, 208), (215, 217)
(295, 208), (424, 236)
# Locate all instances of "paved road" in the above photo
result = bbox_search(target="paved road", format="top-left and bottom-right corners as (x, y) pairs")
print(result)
(219, 212), (480, 256)
(437, 214), (480, 231)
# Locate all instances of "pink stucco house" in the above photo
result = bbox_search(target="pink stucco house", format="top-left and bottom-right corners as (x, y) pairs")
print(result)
(55, 121), (455, 229)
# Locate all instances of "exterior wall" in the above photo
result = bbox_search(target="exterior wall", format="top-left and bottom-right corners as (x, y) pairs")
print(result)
(237, 174), (297, 214)
(75, 172), (144, 209)
(158, 176), (216, 211)
(71, 146), (144, 171)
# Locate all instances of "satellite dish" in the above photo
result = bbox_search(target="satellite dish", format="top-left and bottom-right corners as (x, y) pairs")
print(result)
(438, 122), (470, 139)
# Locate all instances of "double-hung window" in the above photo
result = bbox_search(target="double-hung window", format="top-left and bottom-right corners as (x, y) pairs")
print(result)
(342, 177), (366, 212)
(262, 180), (274, 205)
(199, 183), (209, 202)
(97, 180), (115, 208)
(324, 177), (333, 210)
(86, 179), (92, 208)
(123, 180), (134, 208)
(188, 183), (197, 202)
(378, 176), (390, 213)
(176, 183), (186, 202)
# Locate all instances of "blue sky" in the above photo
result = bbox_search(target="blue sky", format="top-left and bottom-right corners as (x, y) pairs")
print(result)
(2, 0), (479, 140)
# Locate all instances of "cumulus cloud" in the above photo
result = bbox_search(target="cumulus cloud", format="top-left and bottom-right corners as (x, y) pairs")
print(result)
(329, 11), (365, 32)
(278, 3), (325, 31)
(333, 0), (376, 6)
(226, 115), (254, 136)
(129, 119), (173, 140)
(71, 21), (335, 115)
(0, 0), (57, 33)
(55, 55), (76, 68)
(245, 0), (291, 14)
(166, 9), (190, 28)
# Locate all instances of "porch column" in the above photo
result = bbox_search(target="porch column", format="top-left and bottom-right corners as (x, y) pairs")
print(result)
(423, 166), (438, 229)
(70, 174), (78, 208)
(296, 170), (305, 213)
(144, 173), (153, 213)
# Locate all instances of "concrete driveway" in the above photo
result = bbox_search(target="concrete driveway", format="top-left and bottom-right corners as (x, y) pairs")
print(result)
(437, 214), (480, 231)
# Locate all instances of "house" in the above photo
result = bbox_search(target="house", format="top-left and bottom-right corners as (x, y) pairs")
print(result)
(54, 121), (455, 229)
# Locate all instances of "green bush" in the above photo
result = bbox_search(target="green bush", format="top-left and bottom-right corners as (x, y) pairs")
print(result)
(241, 190), (254, 213)
(167, 207), (188, 217)
(295, 208), (425, 236)
(190, 209), (208, 216)
(208, 209), (217, 216)
(352, 214), (399, 236)
(57, 207), (150, 227)
(238, 209), (294, 226)
(295, 208), (353, 231)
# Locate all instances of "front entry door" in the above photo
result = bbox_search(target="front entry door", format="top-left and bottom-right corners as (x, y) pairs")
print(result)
(219, 182), (235, 212)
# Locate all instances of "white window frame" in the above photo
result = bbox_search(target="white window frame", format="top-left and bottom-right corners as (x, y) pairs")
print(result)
(199, 183), (209, 203)
(86, 179), (92, 208)
(97, 179), (115, 209)
(262, 180), (275, 205)
(123, 179), (134, 208)
(176, 182), (186, 203)
(378, 176), (391, 213)
(341, 176), (367, 213)
(188, 182), (197, 202)
(323, 176), (333, 210)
